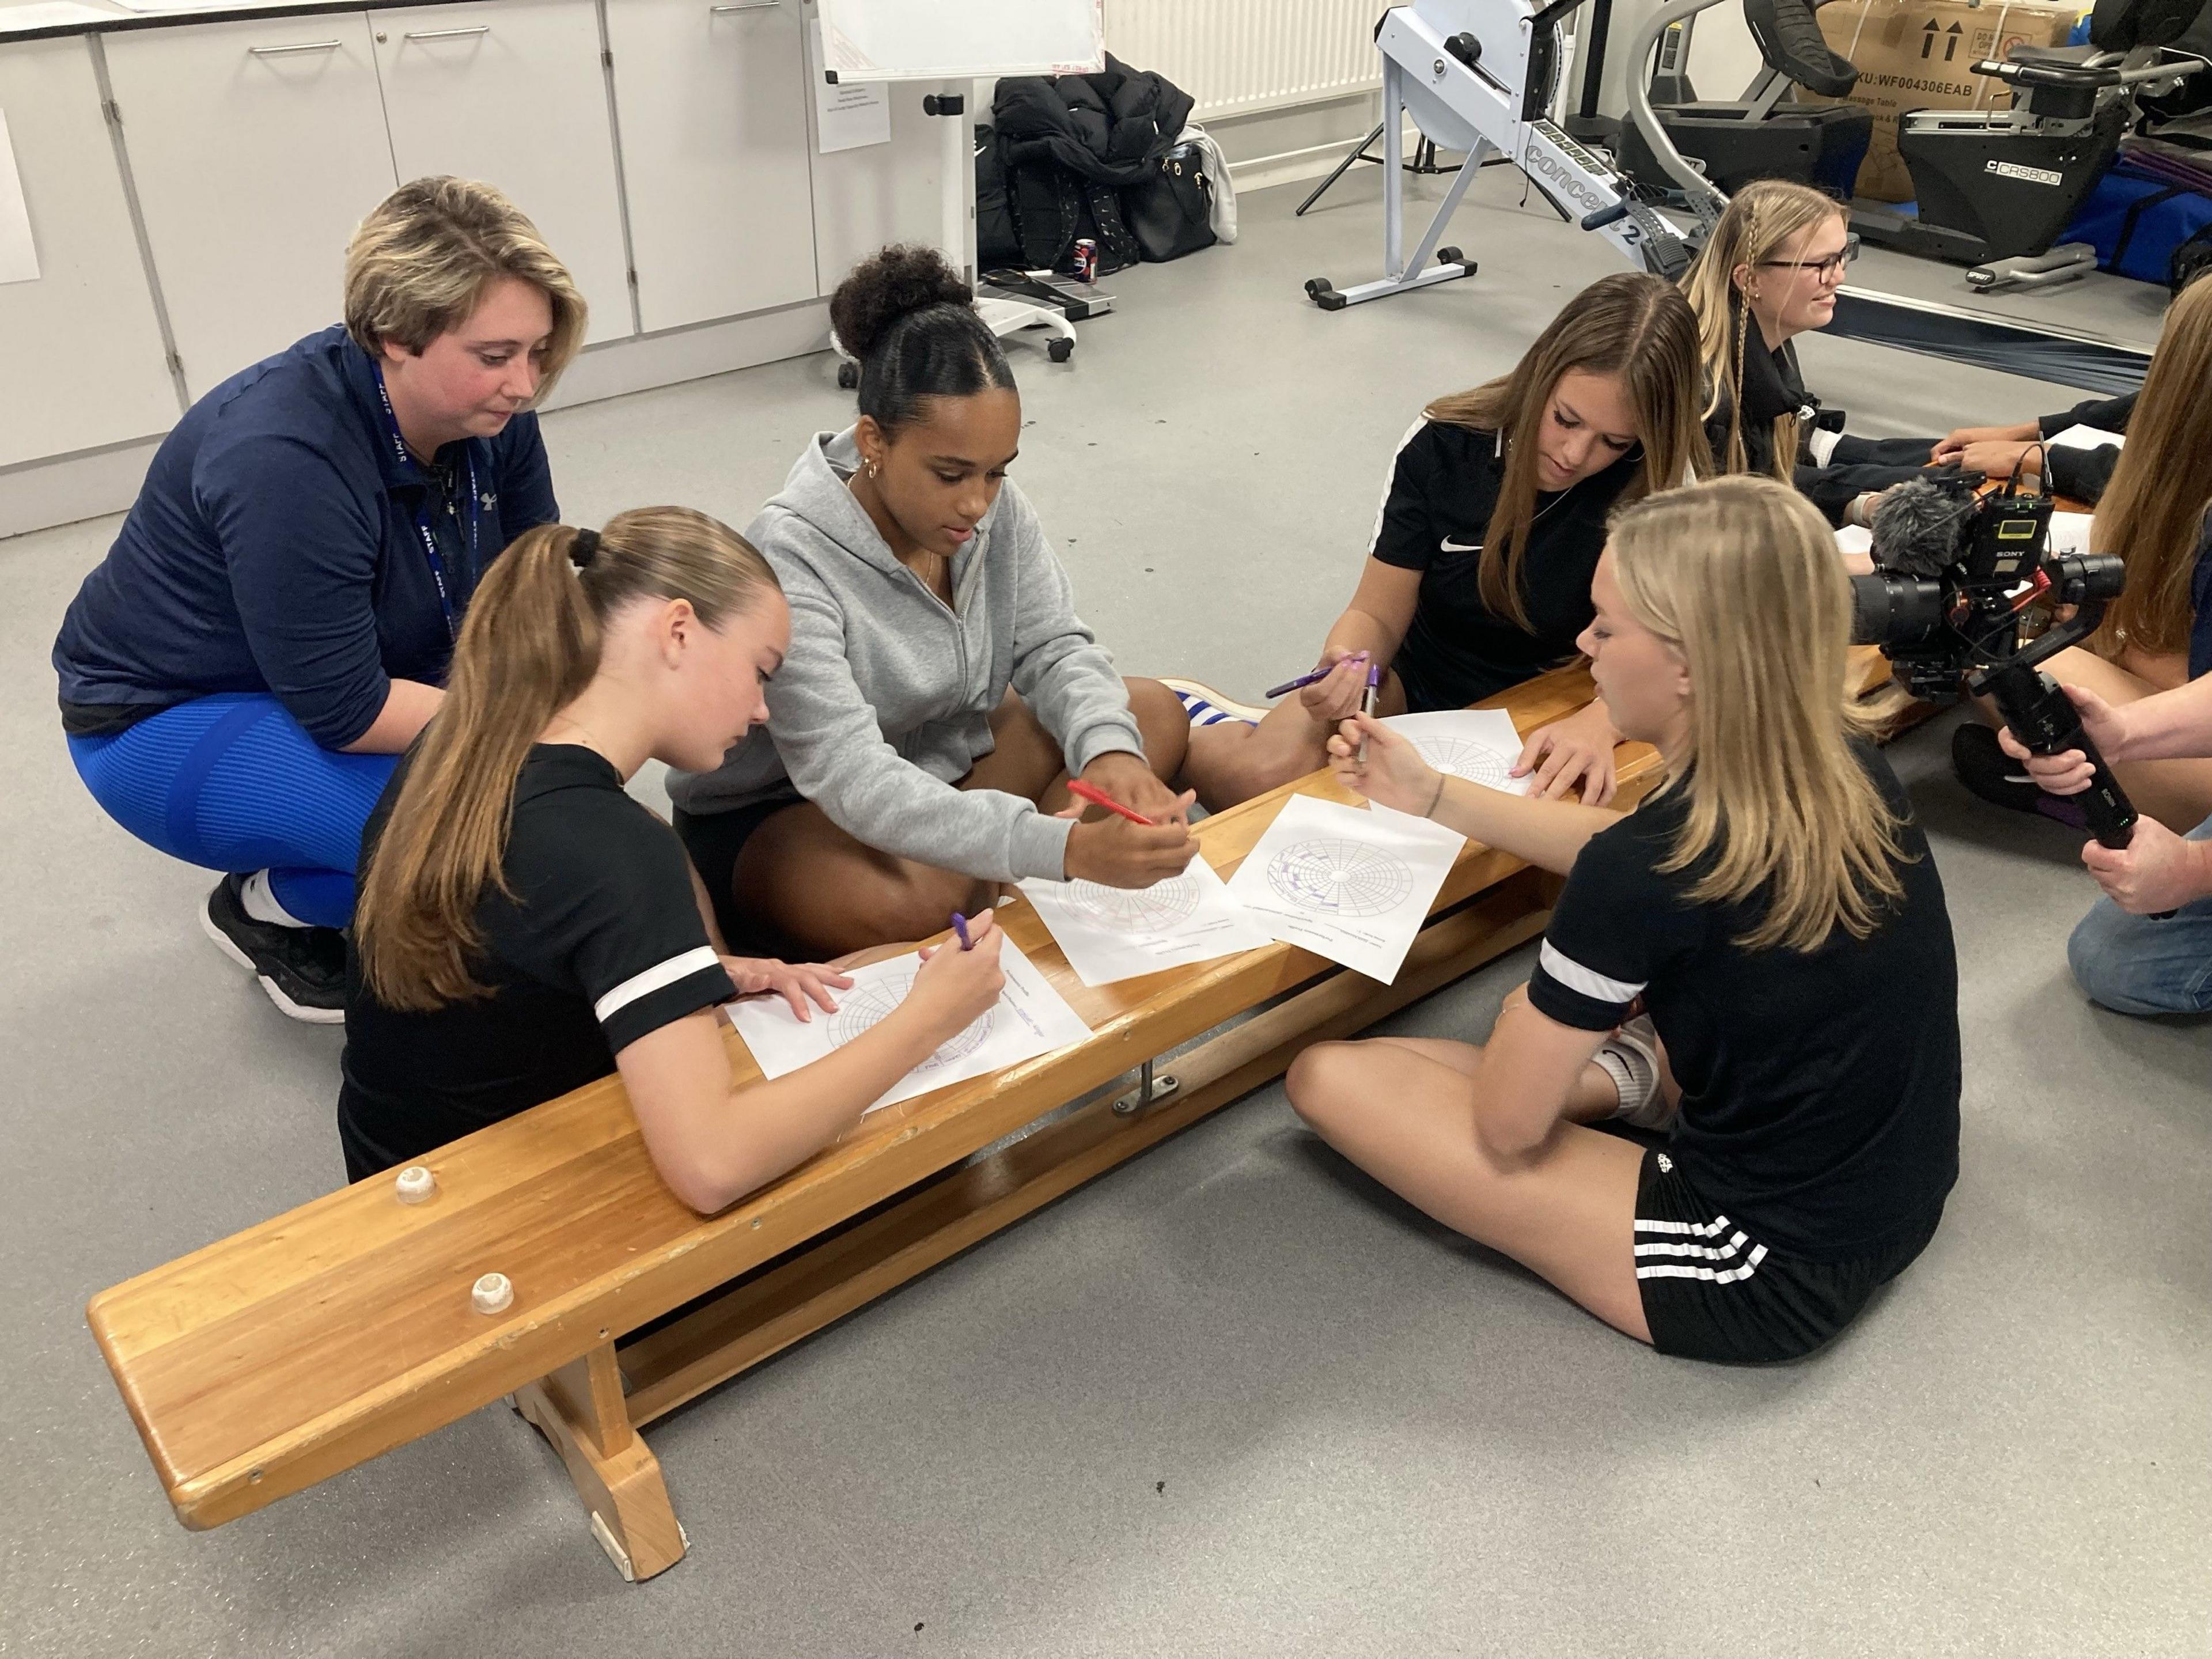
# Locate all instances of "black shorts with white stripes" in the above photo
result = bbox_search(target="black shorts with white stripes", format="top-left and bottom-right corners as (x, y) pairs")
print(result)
(1634, 1148), (1945, 1365)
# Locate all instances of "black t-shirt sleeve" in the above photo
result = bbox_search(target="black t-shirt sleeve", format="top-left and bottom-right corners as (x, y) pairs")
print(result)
(1369, 421), (1453, 571)
(1527, 812), (1698, 1031)
(498, 792), (732, 1053)
(2039, 391), (2134, 439)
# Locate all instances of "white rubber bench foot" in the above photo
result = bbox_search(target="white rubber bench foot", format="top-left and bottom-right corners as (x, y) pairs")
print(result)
(592, 1511), (689, 1582)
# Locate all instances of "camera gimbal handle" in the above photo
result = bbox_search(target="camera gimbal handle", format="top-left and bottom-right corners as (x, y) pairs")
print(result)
(1967, 603), (2138, 851)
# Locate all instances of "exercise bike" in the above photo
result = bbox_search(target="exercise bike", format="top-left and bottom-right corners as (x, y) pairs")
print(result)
(1623, 0), (2211, 287)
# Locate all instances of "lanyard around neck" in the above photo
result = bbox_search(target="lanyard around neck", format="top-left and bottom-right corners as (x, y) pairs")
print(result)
(372, 364), (482, 643)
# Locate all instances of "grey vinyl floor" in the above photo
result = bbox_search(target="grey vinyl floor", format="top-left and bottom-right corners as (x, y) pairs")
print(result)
(3, 165), (2207, 1658)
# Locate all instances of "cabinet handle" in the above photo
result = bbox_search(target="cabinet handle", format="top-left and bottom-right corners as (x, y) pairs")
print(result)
(402, 24), (491, 40)
(710, 2), (780, 11)
(248, 39), (342, 55)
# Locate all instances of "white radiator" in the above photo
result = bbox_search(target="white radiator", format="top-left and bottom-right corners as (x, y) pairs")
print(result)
(1103, 0), (1382, 120)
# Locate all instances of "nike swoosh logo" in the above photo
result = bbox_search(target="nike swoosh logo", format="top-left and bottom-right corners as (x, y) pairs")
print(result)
(1441, 538), (1482, 554)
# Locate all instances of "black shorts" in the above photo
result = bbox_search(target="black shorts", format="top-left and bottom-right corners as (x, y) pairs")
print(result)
(1634, 1147), (1944, 1365)
(672, 791), (802, 952)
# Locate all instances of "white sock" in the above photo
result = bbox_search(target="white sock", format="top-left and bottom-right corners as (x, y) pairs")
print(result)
(240, 869), (309, 929)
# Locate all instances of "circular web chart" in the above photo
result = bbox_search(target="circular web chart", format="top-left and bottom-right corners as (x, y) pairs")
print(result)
(1414, 736), (1513, 790)
(829, 972), (993, 1069)
(1266, 839), (1415, 919)
(1063, 875), (1203, 933)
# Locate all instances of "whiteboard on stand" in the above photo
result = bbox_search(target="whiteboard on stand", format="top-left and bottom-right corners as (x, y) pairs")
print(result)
(816, 0), (1104, 81)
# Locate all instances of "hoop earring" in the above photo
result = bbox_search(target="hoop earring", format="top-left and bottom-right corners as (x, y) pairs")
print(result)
(866, 459), (880, 480)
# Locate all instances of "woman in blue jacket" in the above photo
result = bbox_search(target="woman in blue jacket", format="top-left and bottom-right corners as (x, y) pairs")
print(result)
(52, 176), (584, 1021)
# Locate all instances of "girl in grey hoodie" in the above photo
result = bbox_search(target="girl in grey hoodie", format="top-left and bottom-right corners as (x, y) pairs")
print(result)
(669, 246), (1199, 956)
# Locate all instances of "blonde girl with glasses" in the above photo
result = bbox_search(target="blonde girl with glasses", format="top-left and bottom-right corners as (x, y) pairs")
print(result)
(1287, 475), (1961, 1364)
(1682, 180), (1947, 532)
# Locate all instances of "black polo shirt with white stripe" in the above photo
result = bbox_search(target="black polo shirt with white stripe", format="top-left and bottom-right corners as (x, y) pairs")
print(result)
(1369, 419), (1640, 713)
(339, 744), (733, 1180)
(1527, 743), (1961, 1262)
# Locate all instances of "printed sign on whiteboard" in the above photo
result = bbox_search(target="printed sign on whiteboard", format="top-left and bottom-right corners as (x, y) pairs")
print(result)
(0, 109), (39, 286)
(808, 18), (890, 153)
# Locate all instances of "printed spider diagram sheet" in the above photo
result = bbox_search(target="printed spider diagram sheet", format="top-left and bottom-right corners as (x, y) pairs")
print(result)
(727, 938), (1091, 1114)
(1381, 709), (1535, 797)
(1019, 855), (1274, 987)
(1224, 793), (1465, 983)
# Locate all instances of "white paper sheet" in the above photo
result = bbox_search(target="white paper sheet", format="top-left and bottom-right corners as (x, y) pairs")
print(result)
(728, 937), (1089, 1114)
(1019, 857), (1272, 987)
(0, 110), (36, 286)
(808, 19), (889, 153)
(1835, 524), (1872, 558)
(0, 4), (116, 33)
(2048, 510), (2096, 556)
(1380, 708), (1534, 797)
(1224, 794), (1465, 984)
(2047, 424), (2124, 453)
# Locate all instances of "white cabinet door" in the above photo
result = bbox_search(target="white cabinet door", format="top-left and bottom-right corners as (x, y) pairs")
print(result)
(0, 37), (178, 466)
(373, 0), (632, 345)
(605, 0), (817, 332)
(103, 14), (398, 400)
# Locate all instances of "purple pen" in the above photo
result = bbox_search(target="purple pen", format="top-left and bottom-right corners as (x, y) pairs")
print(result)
(1357, 663), (1380, 763)
(1263, 667), (1331, 699)
(1264, 652), (1368, 700)
(950, 912), (974, 951)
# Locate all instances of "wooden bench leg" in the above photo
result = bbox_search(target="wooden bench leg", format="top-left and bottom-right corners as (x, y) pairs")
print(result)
(513, 1343), (687, 1582)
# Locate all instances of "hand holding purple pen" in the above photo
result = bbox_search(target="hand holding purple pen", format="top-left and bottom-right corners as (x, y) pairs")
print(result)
(1356, 662), (1380, 763)
(1266, 649), (1371, 702)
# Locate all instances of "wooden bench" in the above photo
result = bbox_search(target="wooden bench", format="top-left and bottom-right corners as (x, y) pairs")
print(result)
(88, 666), (1666, 1583)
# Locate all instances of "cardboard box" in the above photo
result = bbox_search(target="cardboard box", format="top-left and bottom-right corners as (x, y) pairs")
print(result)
(1809, 0), (2084, 202)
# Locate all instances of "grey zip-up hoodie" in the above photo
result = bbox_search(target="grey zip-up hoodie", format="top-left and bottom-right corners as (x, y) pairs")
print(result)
(666, 429), (1146, 882)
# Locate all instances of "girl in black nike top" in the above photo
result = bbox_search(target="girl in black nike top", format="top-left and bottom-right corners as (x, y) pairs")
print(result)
(1181, 272), (1706, 810)
(1290, 475), (1961, 1365)
(341, 506), (1006, 1211)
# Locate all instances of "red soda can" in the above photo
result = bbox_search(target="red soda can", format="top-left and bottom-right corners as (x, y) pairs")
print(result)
(1073, 238), (1098, 283)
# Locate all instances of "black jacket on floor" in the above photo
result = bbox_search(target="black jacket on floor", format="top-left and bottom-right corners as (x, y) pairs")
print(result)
(993, 56), (1195, 187)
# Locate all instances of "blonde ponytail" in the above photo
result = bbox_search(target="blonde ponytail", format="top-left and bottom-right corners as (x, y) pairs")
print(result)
(356, 507), (778, 1009)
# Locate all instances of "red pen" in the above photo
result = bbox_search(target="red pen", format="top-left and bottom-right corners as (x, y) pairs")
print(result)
(1067, 779), (1155, 826)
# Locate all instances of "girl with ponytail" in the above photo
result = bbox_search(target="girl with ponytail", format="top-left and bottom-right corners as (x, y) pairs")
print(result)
(342, 507), (1007, 1214)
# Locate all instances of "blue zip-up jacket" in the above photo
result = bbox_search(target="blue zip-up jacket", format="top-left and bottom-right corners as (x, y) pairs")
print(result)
(53, 325), (558, 747)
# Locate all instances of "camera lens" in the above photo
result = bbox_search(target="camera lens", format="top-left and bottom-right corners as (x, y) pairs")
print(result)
(1849, 573), (1944, 646)
(2050, 553), (2127, 607)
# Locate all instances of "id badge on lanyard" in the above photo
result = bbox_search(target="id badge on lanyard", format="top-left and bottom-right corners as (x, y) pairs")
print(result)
(373, 365), (482, 643)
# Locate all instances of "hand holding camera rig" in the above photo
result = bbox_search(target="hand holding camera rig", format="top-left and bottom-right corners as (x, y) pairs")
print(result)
(1850, 464), (2142, 852)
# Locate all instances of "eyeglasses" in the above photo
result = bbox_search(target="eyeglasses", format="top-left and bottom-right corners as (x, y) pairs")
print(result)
(1757, 244), (1857, 282)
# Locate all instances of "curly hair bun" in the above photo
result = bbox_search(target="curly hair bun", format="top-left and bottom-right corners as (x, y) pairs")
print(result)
(831, 244), (973, 362)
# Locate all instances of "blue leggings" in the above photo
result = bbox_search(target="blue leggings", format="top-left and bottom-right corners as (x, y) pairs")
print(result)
(67, 695), (397, 929)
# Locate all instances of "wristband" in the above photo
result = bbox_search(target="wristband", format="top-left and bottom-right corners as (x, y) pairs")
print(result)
(1424, 772), (1448, 819)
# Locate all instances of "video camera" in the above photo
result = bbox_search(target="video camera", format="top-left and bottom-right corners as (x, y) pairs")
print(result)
(1848, 471), (2140, 850)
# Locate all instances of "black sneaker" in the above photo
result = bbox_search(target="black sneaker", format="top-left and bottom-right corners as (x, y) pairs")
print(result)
(1951, 722), (2089, 831)
(199, 874), (348, 1024)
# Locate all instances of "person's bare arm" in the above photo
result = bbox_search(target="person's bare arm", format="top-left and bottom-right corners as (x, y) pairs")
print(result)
(1465, 991), (1611, 1161)
(1332, 712), (1622, 875)
(340, 680), (444, 754)
(1321, 558), (1423, 666)
(617, 919), (1007, 1213)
